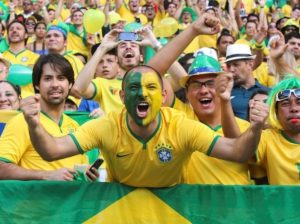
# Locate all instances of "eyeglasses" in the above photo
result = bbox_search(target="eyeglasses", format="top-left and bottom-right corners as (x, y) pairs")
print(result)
(26, 22), (36, 26)
(23, 2), (32, 6)
(186, 80), (215, 89)
(275, 88), (300, 102)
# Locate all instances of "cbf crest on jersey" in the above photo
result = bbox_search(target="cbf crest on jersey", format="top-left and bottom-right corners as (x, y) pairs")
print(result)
(155, 143), (173, 163)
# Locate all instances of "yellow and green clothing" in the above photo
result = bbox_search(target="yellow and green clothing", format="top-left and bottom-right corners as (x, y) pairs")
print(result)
(66, 24), (89, 57)
(173, 98), (252, 185)
(253, 62), (276, 87)
(91, 77), (124, 114)
(255, 129), (300, 185)
(2, 49), (39, 98)
(0, 112), (88, 170)
(117, 4), (148, 25)
(69, 107), (220, 187)
(2, 48), (39, 67)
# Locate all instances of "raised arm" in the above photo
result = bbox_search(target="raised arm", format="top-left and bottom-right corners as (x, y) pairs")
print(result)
(71, 29), (121, 99)
(211, 100), (269, 162)
(20, 95), (79, 161)
(215, 72), (241, 137)
(148, 13), (220, 76)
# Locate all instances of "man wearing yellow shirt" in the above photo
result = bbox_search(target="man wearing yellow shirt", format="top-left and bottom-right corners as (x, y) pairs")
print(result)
(2, 20), (39, 67)
(20, 14), (269, 188)
(2, 20), (40, 98)
(21, 64), (268, 188)
(254, 76), (300, 185)
(45, 23), (84, 106)
(0, 54), (95, 181)
(116, 0), (148, 25)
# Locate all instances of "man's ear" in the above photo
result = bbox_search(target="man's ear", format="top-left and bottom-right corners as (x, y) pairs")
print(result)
(119, 89), (125, 104)
(139, 54), (144, 63)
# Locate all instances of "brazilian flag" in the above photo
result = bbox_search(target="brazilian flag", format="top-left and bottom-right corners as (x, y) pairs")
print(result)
(1, 181), (300, 223)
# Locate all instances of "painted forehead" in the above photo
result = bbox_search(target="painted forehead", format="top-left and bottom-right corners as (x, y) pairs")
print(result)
(125, 69), (161, 85)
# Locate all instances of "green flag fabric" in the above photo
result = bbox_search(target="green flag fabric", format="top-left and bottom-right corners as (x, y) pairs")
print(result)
(1, 181), (300, 223)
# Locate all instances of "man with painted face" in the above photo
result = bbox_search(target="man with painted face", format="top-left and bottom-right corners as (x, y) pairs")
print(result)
(252, 76), (300, 185)
(20, 64), (268, 188)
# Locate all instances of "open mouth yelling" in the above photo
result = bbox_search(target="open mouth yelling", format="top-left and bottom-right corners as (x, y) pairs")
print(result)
(199, 98), (212, 105)
(136, 102), (149, 118)
(124, 50), (135, 58)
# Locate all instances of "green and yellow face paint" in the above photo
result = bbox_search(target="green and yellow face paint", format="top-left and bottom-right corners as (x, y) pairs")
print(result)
(124, 70), (163, 126)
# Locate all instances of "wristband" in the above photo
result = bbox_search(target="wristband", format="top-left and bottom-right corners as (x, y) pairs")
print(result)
(153, 41), (162, 50)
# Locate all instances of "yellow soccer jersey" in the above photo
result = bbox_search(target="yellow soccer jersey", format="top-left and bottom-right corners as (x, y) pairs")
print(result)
(0, 112), (88, 170)
(173, 97), (252, 184)
(91, 77), (124, 114)
(63, 51), (84, 78)
(64, 52), (84, 106)
(256, 129), (300, 185)
(66, 31), (89, 58)
(117, 4), (148, 25)
(69, 107), (220, 187)
(198, 34), (217, 49)
(2, 49), (39, 67)
(253, 62), (276, 87)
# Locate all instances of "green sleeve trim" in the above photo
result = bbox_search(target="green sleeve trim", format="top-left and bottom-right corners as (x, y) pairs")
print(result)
(69, 133), (84, 154)
(170, 95), (176, 108)
(87, 81), (97, 100)
(207, 135), (221, 156)
(0, 157), (12, 163)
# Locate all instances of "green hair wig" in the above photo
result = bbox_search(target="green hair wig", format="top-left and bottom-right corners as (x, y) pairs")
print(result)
(267, 75), (300, 130)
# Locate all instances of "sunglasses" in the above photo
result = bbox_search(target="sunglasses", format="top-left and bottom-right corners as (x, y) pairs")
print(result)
(276, 88), (300, 102)
(26, 22), (36, 26)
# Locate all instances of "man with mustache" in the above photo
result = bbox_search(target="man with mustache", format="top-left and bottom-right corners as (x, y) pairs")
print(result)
(0, 54), (96, 181)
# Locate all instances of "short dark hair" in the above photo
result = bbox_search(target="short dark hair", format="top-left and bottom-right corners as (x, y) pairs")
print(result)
(217, 29), (234, 45)
(122, 65), (163, 90)
(285, 31), (300, 43)
(32, 54), (75, 93)
(247, 13), (259, 22)
(7, 20), (27, 34)
(91, 43), (117, 56)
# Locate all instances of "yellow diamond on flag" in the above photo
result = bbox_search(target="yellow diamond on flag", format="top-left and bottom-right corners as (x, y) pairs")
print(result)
(84, 188), (191, 223)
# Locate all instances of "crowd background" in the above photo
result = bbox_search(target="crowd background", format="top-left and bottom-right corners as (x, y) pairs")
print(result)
(0, 0), (300, 186)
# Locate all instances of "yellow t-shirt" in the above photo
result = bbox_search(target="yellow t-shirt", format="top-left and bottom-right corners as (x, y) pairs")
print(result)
(0, 112), (88, 170)
(69, 107), (220, 187)
(2, 49), (39, 98)
(66, 25), (89, 57)
(64, 52), (84, 106)
(255, 128), (300, 185)
(198, 34), (217, 49)
(253, 62), (276, 87)
(91, 77), (124, 114)
(117, 3), (148, 25)
(2, 49), (39, 67)
(173, 98), (252, 185)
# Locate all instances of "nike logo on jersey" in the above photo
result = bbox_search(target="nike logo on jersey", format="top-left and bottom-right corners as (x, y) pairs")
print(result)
(230, 96), (235, 100)
(116, 153), (133, 158)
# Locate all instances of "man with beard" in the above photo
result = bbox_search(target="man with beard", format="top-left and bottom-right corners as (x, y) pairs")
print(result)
(45, 22), (84, 106)
(2, 20), (39, 67)
(0, 54), (96, 181)
(2, 20), (40, 98)
(20, 64), (268, 187)
(225, 44), (269, 120)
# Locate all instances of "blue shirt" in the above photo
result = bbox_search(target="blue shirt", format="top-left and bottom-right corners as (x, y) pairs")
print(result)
(78, 99), (100, 113)
(231, 80), (270, 120)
